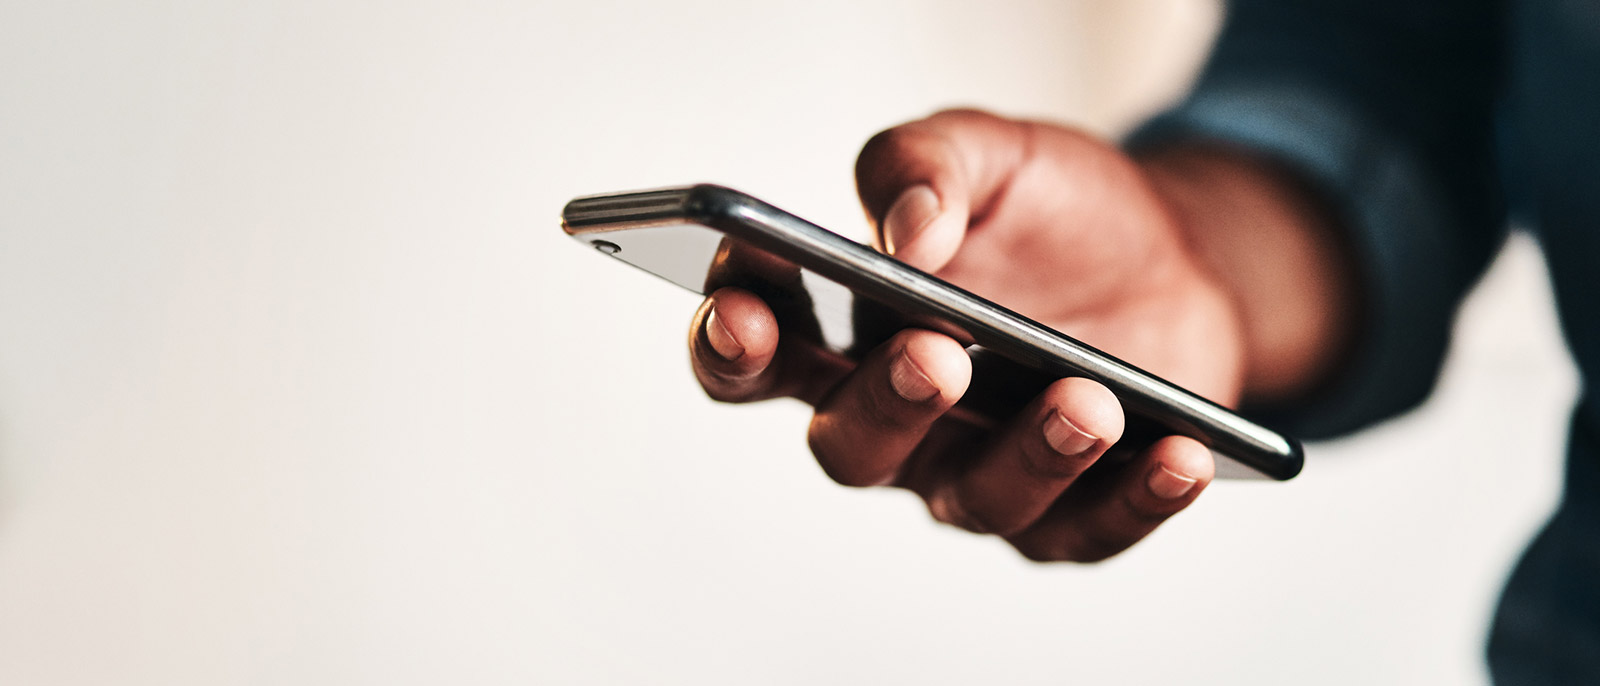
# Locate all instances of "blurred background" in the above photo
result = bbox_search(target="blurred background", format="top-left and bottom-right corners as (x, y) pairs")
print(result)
(0, 1), (1576, 684)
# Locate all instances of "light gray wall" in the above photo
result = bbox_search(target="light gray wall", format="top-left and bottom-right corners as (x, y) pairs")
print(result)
(0, 1), (1572, 684)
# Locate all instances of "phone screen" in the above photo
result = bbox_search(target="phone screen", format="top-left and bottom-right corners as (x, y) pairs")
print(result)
(581, 222), (868, 355)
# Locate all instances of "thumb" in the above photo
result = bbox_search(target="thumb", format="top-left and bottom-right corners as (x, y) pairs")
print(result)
(855, 109), (1031, 272)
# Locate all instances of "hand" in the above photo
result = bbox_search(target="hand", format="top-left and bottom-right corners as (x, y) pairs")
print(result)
(689, 109), (1350, 561)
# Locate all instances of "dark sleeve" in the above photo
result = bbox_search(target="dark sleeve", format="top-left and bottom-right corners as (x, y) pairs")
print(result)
(1127, 0), (1510, 439)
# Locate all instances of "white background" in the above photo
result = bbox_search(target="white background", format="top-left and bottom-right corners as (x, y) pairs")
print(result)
(0, 1), (1576, 684)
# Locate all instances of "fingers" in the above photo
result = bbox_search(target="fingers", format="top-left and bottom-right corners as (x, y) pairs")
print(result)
(691, 290), (976, 490)
(693, 288), (1213, 564)
(1007, 435), (1215, 563)
(808, 329), (972, 487)
(927, 377), (1124, 536)
(689, 288), (784, 403)
(854, 109), (1033, 271)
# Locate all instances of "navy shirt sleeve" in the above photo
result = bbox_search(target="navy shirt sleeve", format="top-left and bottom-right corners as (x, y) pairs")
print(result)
(1128, 0), (1511, 438)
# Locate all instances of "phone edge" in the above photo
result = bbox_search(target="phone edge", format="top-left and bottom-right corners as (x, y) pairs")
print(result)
(563, 184), (1305, 480)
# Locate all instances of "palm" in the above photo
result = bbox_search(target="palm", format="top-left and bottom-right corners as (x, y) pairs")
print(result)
(915, 123), (1245, 407)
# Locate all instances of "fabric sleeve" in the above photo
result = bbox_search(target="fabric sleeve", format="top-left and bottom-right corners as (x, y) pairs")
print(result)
(1127, 0), (1510, 439)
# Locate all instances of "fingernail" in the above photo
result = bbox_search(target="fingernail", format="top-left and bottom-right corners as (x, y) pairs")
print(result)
(1147, 464), (1198, 500)
(882, 184), (940, 256)
(705, 307), (744, 361)
(1042, 411), (1098, 456)
(889, 348), (939, 402)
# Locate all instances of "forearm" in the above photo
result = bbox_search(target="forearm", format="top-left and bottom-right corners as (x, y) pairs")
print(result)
(1136, 142), (1359, 405)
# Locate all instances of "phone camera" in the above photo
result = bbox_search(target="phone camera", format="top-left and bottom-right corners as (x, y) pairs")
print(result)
(591, 240), (621, 255)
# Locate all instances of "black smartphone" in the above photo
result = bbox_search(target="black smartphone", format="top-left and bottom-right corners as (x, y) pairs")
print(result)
(561, 184), (1302, 480)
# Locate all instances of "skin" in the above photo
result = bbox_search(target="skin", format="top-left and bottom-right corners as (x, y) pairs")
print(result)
(689, 109), (1356, 562)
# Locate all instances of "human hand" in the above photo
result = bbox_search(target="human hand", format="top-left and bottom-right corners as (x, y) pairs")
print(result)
(689, 109), (1347, 561)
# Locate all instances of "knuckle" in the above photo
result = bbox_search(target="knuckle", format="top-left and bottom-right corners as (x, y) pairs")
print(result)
(855, 389), (905, 433)
(1064, 530), (1127, 564)
(700, 384), (739, 403)
(861, 376), (926, 429)
(1072, 549), (1118, 565)
(703, 385), (755, 404)
(1012, 539), (1067, 564)
(947, 488), (1027, 538)
(927, 491), (991, 534)
(954, 503), (1004, 536)
(1122, 490), (1185, 524)
(806, 423), (881, 488)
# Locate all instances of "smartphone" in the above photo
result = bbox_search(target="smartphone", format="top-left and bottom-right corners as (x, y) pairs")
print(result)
(561, 184), (1303, 480)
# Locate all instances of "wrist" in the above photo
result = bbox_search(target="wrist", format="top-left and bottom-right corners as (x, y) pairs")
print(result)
(1134, 142), (1358, 404)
